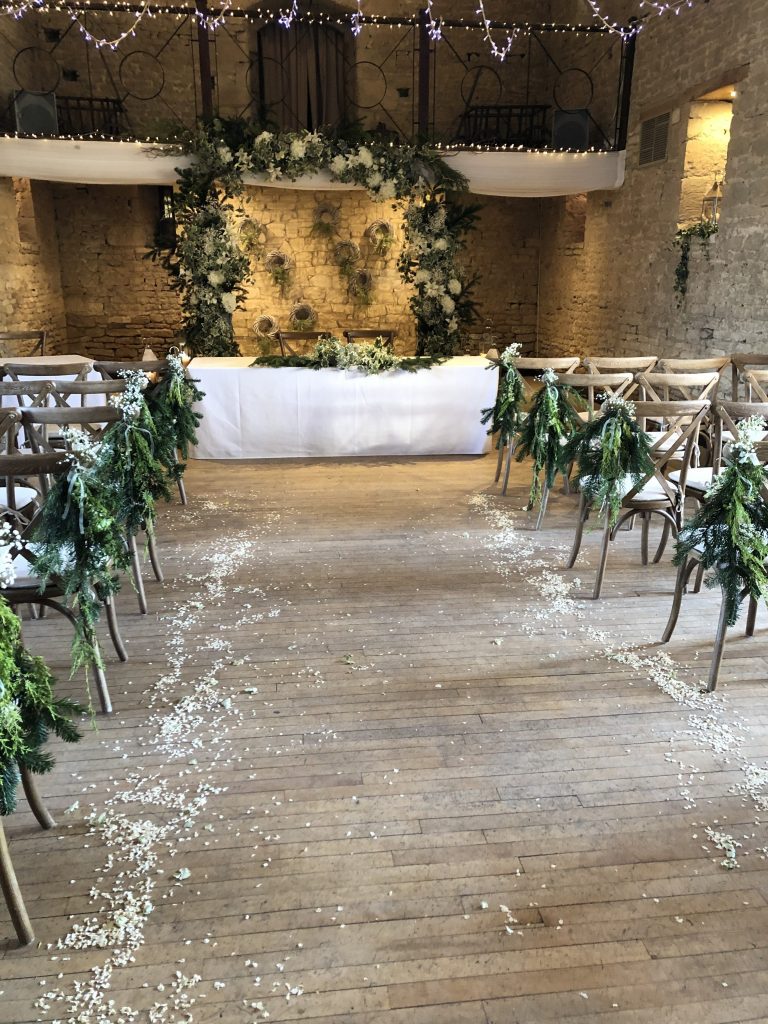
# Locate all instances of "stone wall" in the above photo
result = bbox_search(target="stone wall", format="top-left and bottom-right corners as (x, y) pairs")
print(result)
(538, 0), (768, 362)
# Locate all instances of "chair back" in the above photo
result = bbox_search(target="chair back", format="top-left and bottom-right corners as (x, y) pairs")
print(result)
(343, 329), (395, 349)
(49, 379), (127, 407)
(658, 356), (730, 376)
(626, 400), (710, 506)
(94, 360), (167, 380)
(713, 400), (768, 472)
(275, 331), (328, 357)
(0, 380), (56, 408)
(516, 357), (580, 374)
(636, 371), (720, 402)
(0, 444), (71, 573)
(556, 372), (633, 418)
(20, 405), (122, 454)
(742, 369), (768, 403)
(1, 358), (91, 382)
(0, 330), (45, 358)
(731, 354), (768, 399)
(583, 356), (657, 374)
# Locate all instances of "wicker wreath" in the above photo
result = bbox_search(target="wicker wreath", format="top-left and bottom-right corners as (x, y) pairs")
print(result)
(239, 217), (268, 257)
(252, 313), (279, 337)
(348, 268), (374, 304)
(263, 250), (294, 292)
(311, 202), (341, 238)
(365, 220), (394, 257)
(289, 302), (318, 328)
(333, 239), (361, 274)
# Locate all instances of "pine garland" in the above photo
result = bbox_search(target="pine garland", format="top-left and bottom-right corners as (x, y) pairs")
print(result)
(31, 433), (131, 670)
(0, 595), (83, 816)
(674, 420), (768, 626)
(515, 368), (584, 508)
(145, 355), (205, 479)
(481, 343), (525, 450)
(251, 337), (441, 374)
(104, 371), (172, 535)
(563, 396), (655, 526)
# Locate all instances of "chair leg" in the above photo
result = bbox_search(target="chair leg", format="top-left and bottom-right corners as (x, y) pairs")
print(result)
(640, 512), (650, 566)
(746, 595), (758, 637)
(501, 440), (516, 497)
(693, 561), (705, 594)
(175, 454), (188, 506)
(706, 591), (731, 692)
(146, 528), (164, 583)
(593, 513), (612, 599)
(127, 534), (148, 615)
(93, 660), (113, 715)
(0, 819), (34, 946)
(494, 439), (505, 483)
(566, 493), (589, 569)
(662, 557), (689, 643)
(105, 597), (128, 663)
(534, 482), (550, 532)
(653, 518), (672, 564)
(20, 765), (56, 830)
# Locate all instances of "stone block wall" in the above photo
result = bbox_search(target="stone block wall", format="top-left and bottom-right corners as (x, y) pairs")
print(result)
(538, 0), (768, 363)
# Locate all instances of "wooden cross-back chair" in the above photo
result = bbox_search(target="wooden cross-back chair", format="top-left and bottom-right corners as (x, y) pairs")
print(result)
(636, 371), (720, 463)
(0, 432), (117, 714)
(0, 380), (55, 409)
(48, 378), (127, 407)
(20, 404), (161, 616)
(94, 359), (187, 506)
(583, 356), (657, 399)
(663, 403), (768, 691)
(275, 331), (328, 357)
(343, 329), (395, 348)
(1, 358), (91, 383)
(659, 356), (731, 376)
(566, 399), (710, 599)
(493, 356), (581, 492)
(0, 330), (45, 359)
(731, 355), (768, 400)
(743, 369), (768, 403)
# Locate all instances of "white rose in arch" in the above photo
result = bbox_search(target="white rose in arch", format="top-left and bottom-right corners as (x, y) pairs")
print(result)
(448, 278), (462, 295)
(379, 181), (397, 200)
(433, 238), (448, 251)
(290, 139), (307, 159)
(217, 145), (233, 163)
(221, 292), (238, 313)
(357, 147), (374, 167)
(440, 295), (456, 314)
(208, 270), (225, 286)
(330, 155), (348, 175)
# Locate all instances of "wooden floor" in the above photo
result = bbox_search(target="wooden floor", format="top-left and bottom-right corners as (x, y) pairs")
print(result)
(2, 454), (768, 1024)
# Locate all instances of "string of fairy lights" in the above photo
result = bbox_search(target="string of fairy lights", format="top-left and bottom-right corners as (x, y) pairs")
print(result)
(0, 0), (708, 53)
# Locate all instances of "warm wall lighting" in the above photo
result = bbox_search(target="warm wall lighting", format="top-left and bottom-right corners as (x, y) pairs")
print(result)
(701, 178), (724, 223)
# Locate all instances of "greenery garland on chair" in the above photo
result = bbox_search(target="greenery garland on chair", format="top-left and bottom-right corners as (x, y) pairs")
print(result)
(515, 368), (584, 508)
(31, 431), (131, 671)
(673, 418), (768, 626)
(103, 371), (172, 537)
(562, 395), (655, 527)
(145, 354), (204, 481)
(481, 343), (525, 452)
(148, 119), (476, 359)
(0, 584), (83, 816)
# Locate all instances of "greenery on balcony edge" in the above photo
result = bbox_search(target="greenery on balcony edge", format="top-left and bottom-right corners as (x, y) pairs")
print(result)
(147, 118), (478, 359)
(673, 221), (718, 304)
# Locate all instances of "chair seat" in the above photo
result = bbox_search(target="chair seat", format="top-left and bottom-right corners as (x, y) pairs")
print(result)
(669, 467), (718, 494)
(646, 430), (684, 453)
(0, 485), (38, 509)
(579, 474), (675, 504)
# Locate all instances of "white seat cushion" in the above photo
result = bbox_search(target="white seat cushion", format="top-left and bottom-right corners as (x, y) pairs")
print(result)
(669, 467), (715, 494)
(579, 474), (675, 504)
(0, 485), (38, 509)
(646, 430), (684, 453)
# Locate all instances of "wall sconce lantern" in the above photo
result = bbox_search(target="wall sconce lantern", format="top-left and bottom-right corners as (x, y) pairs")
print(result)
(156, 185), (177, 250)
(701, 178), (724, 224)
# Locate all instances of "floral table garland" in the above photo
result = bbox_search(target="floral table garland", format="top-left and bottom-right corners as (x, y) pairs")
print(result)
(251, 335), (440, 374)
(150, 120), (477, 360)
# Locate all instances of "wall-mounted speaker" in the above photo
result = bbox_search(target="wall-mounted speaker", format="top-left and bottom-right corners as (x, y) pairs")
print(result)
(552, 108), (590, 151)
(14, 91), (58, 136)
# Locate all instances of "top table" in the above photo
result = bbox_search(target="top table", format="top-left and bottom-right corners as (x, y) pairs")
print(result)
(189, 356), (497, 459)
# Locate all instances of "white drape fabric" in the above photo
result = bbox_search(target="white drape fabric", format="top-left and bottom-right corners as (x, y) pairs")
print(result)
(189, 356), (497, 459)
(0, 138), (626, 197)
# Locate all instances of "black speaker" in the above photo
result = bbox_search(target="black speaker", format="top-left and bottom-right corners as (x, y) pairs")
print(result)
(14, 91), (58, 135)
(552, 109), (590, 150)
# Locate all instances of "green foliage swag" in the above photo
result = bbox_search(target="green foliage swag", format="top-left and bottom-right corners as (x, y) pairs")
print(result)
(674, 424), (768, 626)
(145, 354), (205, 478)
(563, 396), (655, 526)
(252, 336), (439, 374)
(150, 119), (477, 360)
(481, 344), (526, 451)
(674, 221), (718, 303)
(0, 596), (83, 816)
(515, 369), (584, 508)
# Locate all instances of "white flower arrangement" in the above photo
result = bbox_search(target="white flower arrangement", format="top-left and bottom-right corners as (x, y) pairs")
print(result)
(0, 521), (20, 588)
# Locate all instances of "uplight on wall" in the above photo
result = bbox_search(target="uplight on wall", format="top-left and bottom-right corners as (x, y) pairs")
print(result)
(701, 178), (723, 224)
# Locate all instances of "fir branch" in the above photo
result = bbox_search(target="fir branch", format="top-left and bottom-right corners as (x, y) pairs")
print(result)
(145, 355), (205, 478)
(563, 396), (655, 526)
(515, 369), (584, 508)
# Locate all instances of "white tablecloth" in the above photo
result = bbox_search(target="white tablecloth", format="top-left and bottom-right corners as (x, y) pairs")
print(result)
(190, 356), (497, 459)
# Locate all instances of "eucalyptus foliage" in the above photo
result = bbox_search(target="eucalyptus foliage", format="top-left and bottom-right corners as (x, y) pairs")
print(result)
(481, 343), (526, 451)
(515, 369), (584, 508)
(149, 119), (477, 360)
(563, 396), (655, 526)
(674, 221), (718, 304)
(145, 354), (205, 477)
(674, 422), (768, 626)
(252, 336), (440, 375)
(0, 596), (83, 816)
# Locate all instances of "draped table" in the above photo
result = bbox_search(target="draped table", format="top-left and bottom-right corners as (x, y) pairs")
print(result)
(189, 356), (497, 459)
